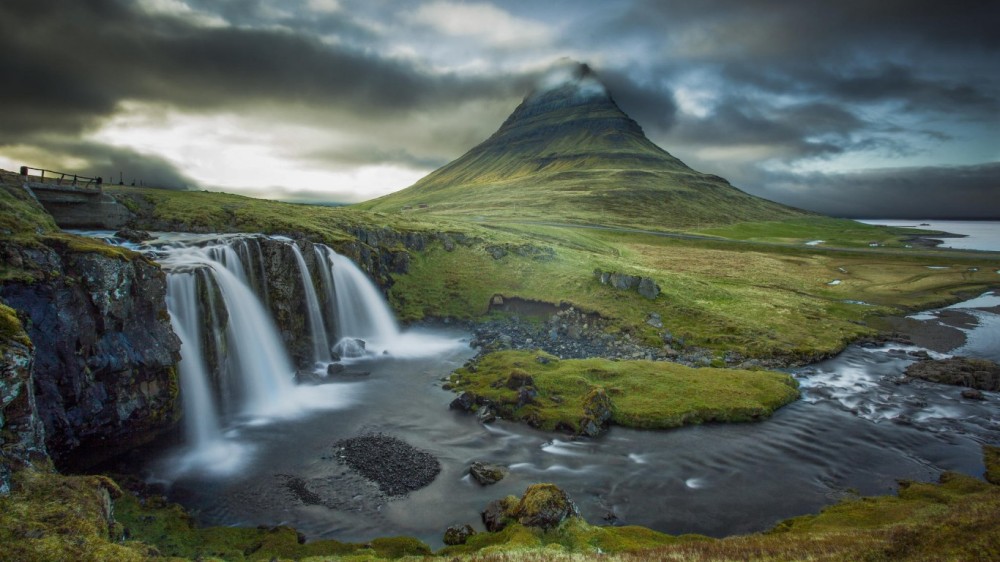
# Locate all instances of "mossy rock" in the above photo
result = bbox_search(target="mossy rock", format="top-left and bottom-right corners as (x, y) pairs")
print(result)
(513, 483), (581, 530)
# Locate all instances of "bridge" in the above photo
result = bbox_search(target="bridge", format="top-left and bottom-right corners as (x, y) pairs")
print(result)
(16, 166), (131, 229)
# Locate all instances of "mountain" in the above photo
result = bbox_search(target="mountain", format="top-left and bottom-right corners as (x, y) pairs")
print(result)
(356, 62), (808, 229)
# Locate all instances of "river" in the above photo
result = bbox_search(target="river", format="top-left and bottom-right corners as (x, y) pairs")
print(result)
(150, 307), (999, 549)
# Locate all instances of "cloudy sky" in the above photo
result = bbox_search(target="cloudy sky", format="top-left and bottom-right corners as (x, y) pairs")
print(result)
(1, 0), (997, 218)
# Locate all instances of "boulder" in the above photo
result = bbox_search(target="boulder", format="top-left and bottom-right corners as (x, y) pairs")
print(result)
(513, 483), (580, 530)
(327, 363), (345, 375)
(443, 524), (475, 546)
(469, 461), (509, 485)
(481, 495), (519, 532)
(579, 387), (613, 436)
(114, 228), (152, 243)
(962, 389), (985, 400)
(449, 392), (476, 412)
(505, 369), (534, 389)
(638, 277), (660, 300)
(476, 406), (497, 424)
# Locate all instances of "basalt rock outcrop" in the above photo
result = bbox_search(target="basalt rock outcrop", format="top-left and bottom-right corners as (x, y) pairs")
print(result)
(594, 269), (660, 300)
(1, 304), (48, 494)
(904, 357), (1000, 391)
(0, 241), (181, 471)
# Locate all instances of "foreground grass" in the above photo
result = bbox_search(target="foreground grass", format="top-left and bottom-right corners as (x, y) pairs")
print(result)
(447, 351), (800, 433)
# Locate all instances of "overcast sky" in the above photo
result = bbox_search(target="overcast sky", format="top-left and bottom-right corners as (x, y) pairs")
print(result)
(1, 0), (997, 218)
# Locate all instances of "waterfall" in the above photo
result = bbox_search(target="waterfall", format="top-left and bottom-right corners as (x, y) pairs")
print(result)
(289, 243), (332, 364)
(78, 230), (459, 474)
(161, 239), (296, 421)
(324, 248), (400, 353)
(166, 272), (222, 450)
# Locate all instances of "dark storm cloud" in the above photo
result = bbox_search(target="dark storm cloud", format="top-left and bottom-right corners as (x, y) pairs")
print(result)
(29, 138), (198, 190)
(0, 0), (513, 141)
(754, 163), (1000, 219)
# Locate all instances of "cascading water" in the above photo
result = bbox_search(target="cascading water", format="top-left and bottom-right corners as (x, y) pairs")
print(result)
(324, 248), (400, 355)
(166, 271), (222, 450)
(160, 239), (297, 420)
(289, 243), (332, 365)
(77, 230), (458, 477)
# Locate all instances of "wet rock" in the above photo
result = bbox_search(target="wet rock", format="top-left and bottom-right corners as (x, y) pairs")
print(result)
(905, 357), (1000, 391)
(469, 461), (509, 485)
(333, 433), (440, 497)
(327, 363), (345, 375)
(476, 406), (497, 424)
(449, 392), (476, 412)
(0, 243), (180, 471)
(962, 389), (985, 400)
(114, 228), (152, 243)
(443, 524), (475, 545)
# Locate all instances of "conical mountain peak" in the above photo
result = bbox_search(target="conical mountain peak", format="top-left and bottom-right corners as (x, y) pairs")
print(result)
(526, 60), (610, 106)
(358, 61), (807, 229)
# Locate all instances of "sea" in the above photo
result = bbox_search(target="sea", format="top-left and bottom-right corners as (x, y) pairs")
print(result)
(856, 219), (1000, 252)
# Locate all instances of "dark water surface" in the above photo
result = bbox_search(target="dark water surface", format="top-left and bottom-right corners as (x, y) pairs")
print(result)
(145, 302), (1000, 549)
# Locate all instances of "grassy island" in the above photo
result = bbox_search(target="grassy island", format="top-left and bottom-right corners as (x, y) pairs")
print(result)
(448, 350), (800, 433)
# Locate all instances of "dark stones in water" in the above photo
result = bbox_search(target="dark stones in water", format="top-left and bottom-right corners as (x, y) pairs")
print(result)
(277, 474), (325, 506)
(333, 433), (440, 497)
(904, 356), (1000, 391)
(469, 461), (508, 485)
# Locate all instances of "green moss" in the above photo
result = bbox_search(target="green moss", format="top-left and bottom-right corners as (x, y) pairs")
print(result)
(114, 492), (430, 560)
(0, 470), (152, 562)
(41, 232), (141, 262)
(450, 350), (799, 433)
(0, 303), (31, 348)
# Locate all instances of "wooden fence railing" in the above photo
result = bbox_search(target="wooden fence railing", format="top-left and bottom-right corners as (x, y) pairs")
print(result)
(20, 166), (102, 190)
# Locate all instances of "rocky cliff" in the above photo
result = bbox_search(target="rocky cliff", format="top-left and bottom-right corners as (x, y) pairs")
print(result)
(0, 303), (48, 493)
(0, 239), (181, 471)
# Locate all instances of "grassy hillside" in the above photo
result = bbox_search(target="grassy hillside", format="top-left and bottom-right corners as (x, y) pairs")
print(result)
(91, 185), (1000, 363)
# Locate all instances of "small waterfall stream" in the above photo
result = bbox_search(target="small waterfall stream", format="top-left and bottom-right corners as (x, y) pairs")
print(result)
(326, 248), (400, 352)
(166, 272), (223, 450)
(290, 243), (332, 365)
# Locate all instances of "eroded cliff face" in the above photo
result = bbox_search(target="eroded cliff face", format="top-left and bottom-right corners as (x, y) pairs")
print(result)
(1, 304), (48, 493)
(0, 242), (180, 471)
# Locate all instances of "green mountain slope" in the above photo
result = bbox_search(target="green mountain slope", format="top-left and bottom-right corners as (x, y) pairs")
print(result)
(357, 62), (809, 230)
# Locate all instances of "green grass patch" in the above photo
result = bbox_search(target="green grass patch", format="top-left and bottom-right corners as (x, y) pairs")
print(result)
(448, 350), (800, 432)
(114, 491), (431, 560)
(692, 216), (938, 248)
